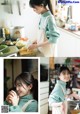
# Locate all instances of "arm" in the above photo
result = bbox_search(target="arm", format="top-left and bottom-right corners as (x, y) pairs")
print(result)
(28, 40), (50, 50)
(46, 16), (60, 43)
(68, 92), (80, 100)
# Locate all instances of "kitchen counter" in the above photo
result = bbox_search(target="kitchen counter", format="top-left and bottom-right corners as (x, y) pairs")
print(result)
(57, 27), (80, 57)
(18, 50), (44, 57)
(58, 27), (80, 39)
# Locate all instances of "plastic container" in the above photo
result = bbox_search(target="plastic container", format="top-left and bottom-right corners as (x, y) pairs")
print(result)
(13, 26), (25, 39)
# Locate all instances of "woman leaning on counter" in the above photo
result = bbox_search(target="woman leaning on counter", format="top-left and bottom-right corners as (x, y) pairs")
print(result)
(48, 66), (80, 114)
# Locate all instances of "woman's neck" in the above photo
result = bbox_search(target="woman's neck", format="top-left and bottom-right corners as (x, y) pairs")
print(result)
(41, 8), (48, 14)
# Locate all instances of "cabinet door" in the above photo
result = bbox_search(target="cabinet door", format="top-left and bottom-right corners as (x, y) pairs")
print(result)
(40, 82), (49, 114)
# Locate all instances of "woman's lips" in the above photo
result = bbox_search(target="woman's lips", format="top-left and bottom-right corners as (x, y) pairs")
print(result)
(17, 91), (21, 95)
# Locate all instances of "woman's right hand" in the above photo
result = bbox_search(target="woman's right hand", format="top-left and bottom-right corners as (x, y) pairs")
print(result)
(6, 90), (19, 106)
(6, 94), (12, 104)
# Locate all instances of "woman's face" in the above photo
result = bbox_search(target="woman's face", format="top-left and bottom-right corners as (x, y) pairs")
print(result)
(59, 70), (70, 82)
(32, 5), (46, 14)
(15, 80), (32, 97)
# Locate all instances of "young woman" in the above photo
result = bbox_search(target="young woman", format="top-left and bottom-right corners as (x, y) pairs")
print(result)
(28, 0), (60, 57)
(48, 66), (71, 114)
(4, 72), (38, 112)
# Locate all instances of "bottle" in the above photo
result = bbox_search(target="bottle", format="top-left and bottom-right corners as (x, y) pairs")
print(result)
(5, 28), (11, 40)
(0, 27), (5, 38)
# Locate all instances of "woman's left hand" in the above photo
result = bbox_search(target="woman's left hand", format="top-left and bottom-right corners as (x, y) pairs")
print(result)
(28, 44), (38, 50)
(7, 90), (19, 106)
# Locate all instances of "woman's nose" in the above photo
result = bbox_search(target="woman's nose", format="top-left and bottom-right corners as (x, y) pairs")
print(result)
(16, 86), (19, 91)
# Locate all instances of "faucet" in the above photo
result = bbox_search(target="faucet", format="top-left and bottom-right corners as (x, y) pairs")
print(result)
(66, 6), (72, 23)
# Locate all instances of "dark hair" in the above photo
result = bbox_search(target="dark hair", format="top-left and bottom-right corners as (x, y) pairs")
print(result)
(29, 0), (53, 14)
(59, 66), (71, 75)
(15, 72), (38, 101)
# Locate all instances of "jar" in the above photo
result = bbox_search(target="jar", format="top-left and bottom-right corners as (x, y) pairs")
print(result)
(13, 26), (25, 39)
(0, 27), (5, 38)
(5, 28), (10, 40)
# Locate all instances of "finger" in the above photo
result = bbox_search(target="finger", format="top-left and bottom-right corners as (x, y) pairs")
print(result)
(8, 92), (15, 97)
(9, 90), (17, 96)
(8, 96), (13, 101)
(8, 94), (14, 99)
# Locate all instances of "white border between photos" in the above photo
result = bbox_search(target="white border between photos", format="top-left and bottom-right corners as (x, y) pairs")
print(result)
(0, 57), (40, 114)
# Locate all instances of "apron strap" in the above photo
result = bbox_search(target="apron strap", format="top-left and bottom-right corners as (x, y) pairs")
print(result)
(22, 100), (34, 112)
(58, 84), (66, 96)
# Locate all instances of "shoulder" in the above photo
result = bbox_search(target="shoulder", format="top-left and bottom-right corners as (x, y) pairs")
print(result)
(26, 100), (38, 112)
(30, 100), (38, 106)
(47, 15), (55, 23)
(51, 83), (62, 94)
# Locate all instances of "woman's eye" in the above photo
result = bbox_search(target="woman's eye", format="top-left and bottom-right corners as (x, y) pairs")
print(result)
(17, 83), (22, 87)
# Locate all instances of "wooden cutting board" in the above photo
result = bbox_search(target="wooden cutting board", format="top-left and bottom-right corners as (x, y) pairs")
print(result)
(19, 48), (36, 56)
(70, 110), (80, 114)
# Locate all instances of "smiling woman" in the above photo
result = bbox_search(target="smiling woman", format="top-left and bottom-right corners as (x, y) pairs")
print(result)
(4, 72), (38, 112)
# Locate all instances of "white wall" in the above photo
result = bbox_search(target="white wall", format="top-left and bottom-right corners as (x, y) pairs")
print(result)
(0, 0), (40, 41)
(54, 57), (66, 64)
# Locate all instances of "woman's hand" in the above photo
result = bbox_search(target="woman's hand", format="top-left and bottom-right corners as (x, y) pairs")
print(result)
(72, 92), (80, 100)
(28, 44), (38, 50)
(6, 90), (19, 106)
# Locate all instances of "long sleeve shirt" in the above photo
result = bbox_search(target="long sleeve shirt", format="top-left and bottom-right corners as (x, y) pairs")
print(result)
(48, 80), (66, 106)
(39, 11), (60, 43)
(4, 94), (38, 112)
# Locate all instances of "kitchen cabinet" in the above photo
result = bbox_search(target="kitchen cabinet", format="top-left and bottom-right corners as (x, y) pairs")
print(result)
(40, 58), (49, 114)
(40, 82), (49, 114)
(57, 27), (80, 57)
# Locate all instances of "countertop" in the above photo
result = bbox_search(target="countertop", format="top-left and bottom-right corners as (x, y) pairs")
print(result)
(58, 27), (80, 39)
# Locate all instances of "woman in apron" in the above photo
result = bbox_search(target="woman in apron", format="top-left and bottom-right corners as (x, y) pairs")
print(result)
(48, 66), (71, 114)
(29, 0), (60, 57)
(4, 72), (38, 112)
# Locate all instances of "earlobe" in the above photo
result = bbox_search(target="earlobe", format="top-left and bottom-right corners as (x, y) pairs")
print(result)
(29, 84), (33, 90)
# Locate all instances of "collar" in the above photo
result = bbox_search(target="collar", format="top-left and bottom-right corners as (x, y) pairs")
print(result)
(57, 80), (66, 87)
(41, 10), (51, 17)
(20, 94), (33, 100)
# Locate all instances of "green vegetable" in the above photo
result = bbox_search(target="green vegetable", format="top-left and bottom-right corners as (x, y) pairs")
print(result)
(0, 45), (10, 54)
